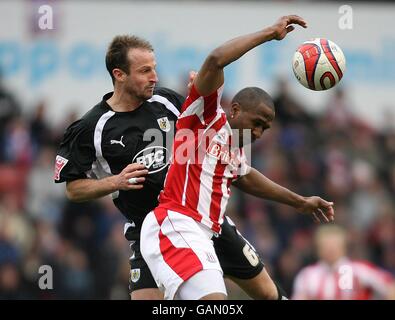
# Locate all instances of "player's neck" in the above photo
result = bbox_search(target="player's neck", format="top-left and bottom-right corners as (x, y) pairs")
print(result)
(324, 256), (347, 268)
(107, 90), (143, 112)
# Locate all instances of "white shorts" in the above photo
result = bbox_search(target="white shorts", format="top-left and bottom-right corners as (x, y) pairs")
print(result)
(140, 207), (226, 300)
(175, 269), (226, 300)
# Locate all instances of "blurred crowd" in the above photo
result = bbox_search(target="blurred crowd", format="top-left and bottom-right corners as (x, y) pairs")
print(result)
(0, 76), (394, 299)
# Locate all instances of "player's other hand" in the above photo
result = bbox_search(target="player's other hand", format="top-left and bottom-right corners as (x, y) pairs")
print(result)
(295, 196), (335, 223)
(270, 15), (307, 41)
(114, 163), (148, 190)
(187, 70), (197, 90)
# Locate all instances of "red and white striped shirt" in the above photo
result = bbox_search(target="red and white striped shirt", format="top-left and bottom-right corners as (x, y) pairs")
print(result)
(292, 258), (394, 300)
(158, 85), (250, 233)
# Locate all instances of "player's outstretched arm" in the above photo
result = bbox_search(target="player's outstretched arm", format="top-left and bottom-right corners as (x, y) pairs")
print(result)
(193, 15), (307, 96)
(65, 163), (148, 202)
(233, 167), (334, 223)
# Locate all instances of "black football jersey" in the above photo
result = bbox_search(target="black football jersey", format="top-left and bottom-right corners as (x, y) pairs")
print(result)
(54, 87), (184, 227)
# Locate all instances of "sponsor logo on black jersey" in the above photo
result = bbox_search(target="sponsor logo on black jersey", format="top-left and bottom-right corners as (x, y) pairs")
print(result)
(132, 146), (169, 174)
(110, 135), (126, 147)
(54, 155), (68, 181)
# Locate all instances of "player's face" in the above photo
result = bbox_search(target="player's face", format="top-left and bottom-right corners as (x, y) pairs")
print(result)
(317, 233), (346, 265)
(236, 103), (275, 144)
(125, 48), (158, 100)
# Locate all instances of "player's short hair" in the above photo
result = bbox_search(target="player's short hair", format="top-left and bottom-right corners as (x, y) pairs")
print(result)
(232, 87), (275, 112)
(106, 35), (154, 84)
(314, 224), (346, 245)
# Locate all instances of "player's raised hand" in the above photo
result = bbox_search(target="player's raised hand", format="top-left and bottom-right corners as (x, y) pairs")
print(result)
(271, 15), (307, 41)
(295, 196), (335, 223)
(114, 163), (148, 190)
(187, 70), (197, 90)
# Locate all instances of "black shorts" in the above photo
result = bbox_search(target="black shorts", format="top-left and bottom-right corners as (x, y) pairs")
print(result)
(126, 216), (264, 292)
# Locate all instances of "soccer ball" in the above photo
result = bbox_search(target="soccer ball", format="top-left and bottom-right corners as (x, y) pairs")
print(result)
(292, 38), (346, 91)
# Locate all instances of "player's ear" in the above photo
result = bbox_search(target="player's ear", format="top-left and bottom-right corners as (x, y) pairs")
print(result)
(112, 68), (126, 82)
(230, 102), (242, 119)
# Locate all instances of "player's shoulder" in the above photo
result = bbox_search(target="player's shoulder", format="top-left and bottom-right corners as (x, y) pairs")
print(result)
(351, 260), (394, 282)
(153, 86), (183, 99)
(351, 260), (386, 273)
(80, 97), (113, 126)
(297, 263), (321, 276)
(150, 87), (185, 112)
(299, 264), (314, 273)
(63, 98), (110, 136)
(153, 87), (185, 103)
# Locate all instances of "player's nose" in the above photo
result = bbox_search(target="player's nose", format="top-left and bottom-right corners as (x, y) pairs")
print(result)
(151, 70), (159, 83)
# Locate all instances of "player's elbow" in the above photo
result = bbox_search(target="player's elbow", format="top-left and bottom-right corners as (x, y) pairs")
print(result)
(65, 188), (79, 202)
(65, 183), (85, 202)
(205, 50), (224, 70)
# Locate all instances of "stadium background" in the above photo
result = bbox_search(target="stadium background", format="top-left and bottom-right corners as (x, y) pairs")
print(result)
(0, 0), (394, 299)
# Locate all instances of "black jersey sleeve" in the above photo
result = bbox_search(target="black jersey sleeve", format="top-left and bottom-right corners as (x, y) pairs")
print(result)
(154, 87), (185, 112)
(54, 119), (96, 183)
